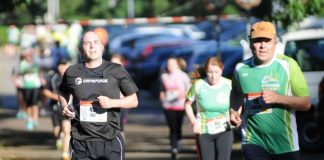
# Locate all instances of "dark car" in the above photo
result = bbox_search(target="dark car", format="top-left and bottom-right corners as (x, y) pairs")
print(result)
(316, 77), (324, 134)
(127, 40), (243, 98)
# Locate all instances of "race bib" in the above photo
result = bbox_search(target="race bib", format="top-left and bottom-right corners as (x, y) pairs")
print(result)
(245, 92), (272, 115)
(206, 115), (228, 135)
(80, 100), (107, 122)
(24, 73), (41, 87)
(166, 91), (179, 102)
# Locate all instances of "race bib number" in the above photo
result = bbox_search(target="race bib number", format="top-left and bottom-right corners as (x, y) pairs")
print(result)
(80, 101), (107, 122)
(206, 115), (228, 135)
(166, 91), (179, 102)
(245, 92), (272, 115)
(24, 73), (41, 86)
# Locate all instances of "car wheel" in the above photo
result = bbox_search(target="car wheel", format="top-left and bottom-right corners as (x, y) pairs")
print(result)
(298, 121), (324, 152)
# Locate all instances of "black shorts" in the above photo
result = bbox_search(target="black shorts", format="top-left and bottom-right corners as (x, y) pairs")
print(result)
(51, 104), (69, 127)
(242, 144), (300, 160)
(22, 88), (41, 106)
(70, 133), (125, 160)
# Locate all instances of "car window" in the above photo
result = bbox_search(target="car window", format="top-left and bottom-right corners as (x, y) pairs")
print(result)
(285, 38), (324, 71)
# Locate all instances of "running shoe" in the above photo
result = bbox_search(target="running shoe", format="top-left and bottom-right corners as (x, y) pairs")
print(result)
(56, 139), (63, 150)
(16, 110), (27, 119)
(62, 151), (70, 160)
(26, 120), (34, 131)
(171, 148), (178, 160)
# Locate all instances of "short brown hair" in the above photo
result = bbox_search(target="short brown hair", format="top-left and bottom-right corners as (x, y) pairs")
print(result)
(204, 57), (224, 71)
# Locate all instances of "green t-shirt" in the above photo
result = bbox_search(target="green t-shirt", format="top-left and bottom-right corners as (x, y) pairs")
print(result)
(233, 54), (309, 154)
(187, 77), (231, 134)
(19, 60), (41, 89)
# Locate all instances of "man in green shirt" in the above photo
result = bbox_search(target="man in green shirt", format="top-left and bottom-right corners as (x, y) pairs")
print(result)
(230, 21), (311, 160)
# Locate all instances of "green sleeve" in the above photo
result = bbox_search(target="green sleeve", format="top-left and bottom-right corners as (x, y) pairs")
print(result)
(288, 57), (310, 97)
(186, 80), (197, 102)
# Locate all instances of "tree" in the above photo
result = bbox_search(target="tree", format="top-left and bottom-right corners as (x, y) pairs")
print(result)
(0, 0), (323, 27)
(247, 0), (324, 30)
(0, 0), (46, 25)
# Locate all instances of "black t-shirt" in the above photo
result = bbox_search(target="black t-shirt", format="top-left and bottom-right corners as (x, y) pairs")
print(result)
(59, 60), (138, 141)
(45, 71), (61, 106)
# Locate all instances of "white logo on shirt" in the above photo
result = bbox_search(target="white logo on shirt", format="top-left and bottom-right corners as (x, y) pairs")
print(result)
(261, 75), (280, 91)
(75, 77), (108, 85)
(75, 77), (82, 85)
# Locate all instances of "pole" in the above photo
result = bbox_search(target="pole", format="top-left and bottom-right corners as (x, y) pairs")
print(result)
(127, 0), (135, 18)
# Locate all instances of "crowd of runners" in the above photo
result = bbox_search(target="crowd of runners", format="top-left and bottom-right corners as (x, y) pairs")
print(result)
(3, 21), (311, 160)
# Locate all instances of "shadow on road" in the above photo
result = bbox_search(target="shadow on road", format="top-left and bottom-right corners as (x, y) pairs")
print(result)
(0, 129), (54, 147)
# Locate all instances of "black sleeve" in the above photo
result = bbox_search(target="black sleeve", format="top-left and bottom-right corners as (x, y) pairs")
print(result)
(44, 75), (52, 91)
(58, 67), (72, 94)
(118, 67), (138, 96)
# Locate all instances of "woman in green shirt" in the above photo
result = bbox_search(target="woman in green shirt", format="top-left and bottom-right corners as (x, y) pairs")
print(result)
(185, 57), (233, 160)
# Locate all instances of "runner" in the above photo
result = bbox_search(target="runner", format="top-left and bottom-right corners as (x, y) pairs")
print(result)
(185, 57), (233, 160)
(42, 59), (71, 160)
(110, 54), (127, 141)
(18, 48), (43, 131)
(160, 57), (191, 160)
(58, 31), (138, 160)
(230, 21), (311, 160)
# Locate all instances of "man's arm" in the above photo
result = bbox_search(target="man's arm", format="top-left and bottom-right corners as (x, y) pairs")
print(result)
(262, 89), (311, 111)
(279, 57), (311, 111)
(58, 91), (75, 118)
(230, 89), (243, 127)
(43, 89), (59, 101)
(229, 74), (244, 127)
(98, 93), (138, 109)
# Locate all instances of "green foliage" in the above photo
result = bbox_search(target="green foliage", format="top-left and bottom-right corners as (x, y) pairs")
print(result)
(261, 0), (324, 30)
(152, 0), (170, 16)
(14, 2), (37, 24)
(114, 0), (127, 18)
(306, 0), (323, 15)
(284, 0), (306, 29)
(60, 0), (89, 20)
(89, 0), (111, 18)
(0, 0), (323, 30)
(223, 4), (241, 15)
(61, 0), (113, 20)
(0, 25), (8, 45)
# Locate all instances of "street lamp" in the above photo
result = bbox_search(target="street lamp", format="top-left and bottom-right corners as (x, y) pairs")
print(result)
(47, 0), (60, 24)
(127, 0), (135, 18)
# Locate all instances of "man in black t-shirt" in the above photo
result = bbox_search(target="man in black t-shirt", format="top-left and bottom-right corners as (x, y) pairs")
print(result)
(42, 59), (71, 160)
(58, 31), (138, 160)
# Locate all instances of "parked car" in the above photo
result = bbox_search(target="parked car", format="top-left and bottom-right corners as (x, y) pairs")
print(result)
(110, 32), (190, 61)
(127, 40), (242, 97)
(281, 28), (324, 152)
(126, 40), (198, 91)
(108, 22), (245, 97)
(316, 76), (324, 135)
(187, 43), (242, 78)
(165, 24), (206, 40)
